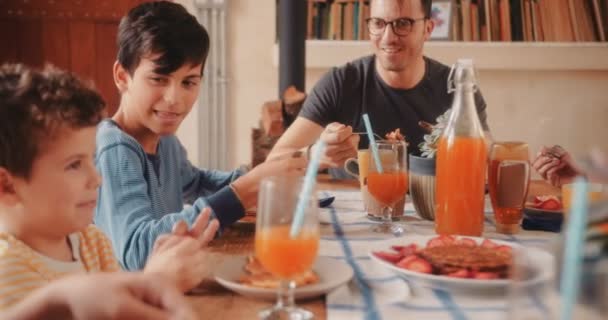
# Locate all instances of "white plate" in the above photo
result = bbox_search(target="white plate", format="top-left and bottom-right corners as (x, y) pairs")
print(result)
(214, 256), (354, 300)
(368, 235), (554, 294)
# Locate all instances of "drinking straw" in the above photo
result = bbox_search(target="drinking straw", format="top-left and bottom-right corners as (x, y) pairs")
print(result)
(290, 140), (326, 238)
(362, 114), (383, 173)
(559, 177), (589, 320)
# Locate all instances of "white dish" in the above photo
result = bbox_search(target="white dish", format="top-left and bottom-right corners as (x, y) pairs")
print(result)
(214, 256), (354, 300)
(368, 235), (554, 294)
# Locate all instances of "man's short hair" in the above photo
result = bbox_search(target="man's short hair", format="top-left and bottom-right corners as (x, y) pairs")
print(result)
(117, 1), (210, 75)
(0, 64), (105, 179)
(371, 0), (433, 18)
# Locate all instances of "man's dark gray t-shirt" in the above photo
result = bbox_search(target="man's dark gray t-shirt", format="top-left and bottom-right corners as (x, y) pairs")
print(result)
(299, 55), (490, 155)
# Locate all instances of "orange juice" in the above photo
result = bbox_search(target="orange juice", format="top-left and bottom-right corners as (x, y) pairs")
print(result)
(255, 225), (319, 279)
(435, 136), (487, 236)
(367, 172), (408, 206)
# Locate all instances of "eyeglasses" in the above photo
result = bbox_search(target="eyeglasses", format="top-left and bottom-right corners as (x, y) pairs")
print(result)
(365, 17), (427, 37)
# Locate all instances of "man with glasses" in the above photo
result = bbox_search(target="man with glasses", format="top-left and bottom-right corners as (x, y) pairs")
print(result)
(268, 0), (491, 174)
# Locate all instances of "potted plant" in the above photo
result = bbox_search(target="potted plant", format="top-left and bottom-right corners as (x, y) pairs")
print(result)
(409, 109), (451, 221)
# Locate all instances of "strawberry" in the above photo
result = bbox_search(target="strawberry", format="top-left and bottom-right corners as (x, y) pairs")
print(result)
(373, 251), (402, 264)
(481, 239), (499, 249)
(455, 238), (477, 247)
(496, 245), (512, 254)
(397, 244), (418, 256)
(472, 271), (499, 279)
(446, 269), (470, 278)
(396, 255), (418, 268)
(402, 257), (433, 274)
(540, 198), (562, 210)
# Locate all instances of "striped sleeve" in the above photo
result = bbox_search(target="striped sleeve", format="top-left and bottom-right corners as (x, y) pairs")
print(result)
(80, 226), (120, 272)
(0, 251), (45, 311)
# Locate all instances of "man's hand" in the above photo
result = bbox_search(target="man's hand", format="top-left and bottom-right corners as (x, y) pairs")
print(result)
(314, 122), (359, 168)
(6, 273), (196, 320)
(532, 145), (582, 187)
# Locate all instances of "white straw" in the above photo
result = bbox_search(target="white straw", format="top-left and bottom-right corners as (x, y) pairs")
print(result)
(290, 141), (326, 238)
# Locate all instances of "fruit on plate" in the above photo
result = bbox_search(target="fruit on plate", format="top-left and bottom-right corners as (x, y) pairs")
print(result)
(531, 195), (562, 211)
(372, 236), (513, 279)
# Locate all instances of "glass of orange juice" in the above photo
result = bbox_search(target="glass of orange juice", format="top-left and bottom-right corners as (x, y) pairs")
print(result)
(255, 176), (320, 320)
(365, 140), (408, 235)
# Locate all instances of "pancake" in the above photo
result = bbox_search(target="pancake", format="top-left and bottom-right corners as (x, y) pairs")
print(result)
(239, 255), (319, 289)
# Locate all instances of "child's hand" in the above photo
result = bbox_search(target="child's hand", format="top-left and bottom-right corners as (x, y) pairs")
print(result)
(230, 156), (308, 209)
(146, 208), (219, 292)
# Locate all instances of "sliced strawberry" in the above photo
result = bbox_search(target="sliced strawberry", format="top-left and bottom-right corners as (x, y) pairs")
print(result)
(373, 251), (402, 264)
(481, 239), (499, 249)
(540, 198), (562, 210)
(472, 271), (499, 280)
(396, 255), (418, 268)
(446, 269), (470, 278)
(455, 238), (477, 247)
(427, 237), (446, 248)
(496, 245), (512, 254)
(397, 244), (418, 256)
(402, 257), (433, 274)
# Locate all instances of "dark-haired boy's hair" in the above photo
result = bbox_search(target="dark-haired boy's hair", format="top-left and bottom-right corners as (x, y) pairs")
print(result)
(0, 64), (105, 179)
(117, 1), (210, 75)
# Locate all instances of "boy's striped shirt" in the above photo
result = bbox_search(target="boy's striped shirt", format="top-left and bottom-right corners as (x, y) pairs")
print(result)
(0, 225), (119, 310)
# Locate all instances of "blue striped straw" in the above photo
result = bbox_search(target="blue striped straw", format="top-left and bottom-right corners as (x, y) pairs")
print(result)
(362, 114), (383, 173)
(290, 140), (326, 238)
(559, 177), (589, 320)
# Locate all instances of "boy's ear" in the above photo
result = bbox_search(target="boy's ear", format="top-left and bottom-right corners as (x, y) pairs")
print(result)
(113, 61), (130, 93)
(0, 168), (19, 206)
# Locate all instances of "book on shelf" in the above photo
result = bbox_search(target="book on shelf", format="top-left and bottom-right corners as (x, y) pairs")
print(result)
(300, 0), (607, 42)
(306, 0), (370, 40)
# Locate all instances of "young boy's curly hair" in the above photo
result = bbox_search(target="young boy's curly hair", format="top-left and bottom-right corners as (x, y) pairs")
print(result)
(0, 64), (106, 179)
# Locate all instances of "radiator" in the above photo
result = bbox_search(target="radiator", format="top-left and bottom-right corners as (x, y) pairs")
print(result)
(194, 0), (229, 170)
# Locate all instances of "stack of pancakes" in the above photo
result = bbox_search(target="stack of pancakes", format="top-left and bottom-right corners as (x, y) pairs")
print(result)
(239, 255), (319, 289)
(417, 245), (512, 278)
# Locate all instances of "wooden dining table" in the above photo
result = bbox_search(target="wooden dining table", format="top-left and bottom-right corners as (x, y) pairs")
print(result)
(186, 175), (560, 319)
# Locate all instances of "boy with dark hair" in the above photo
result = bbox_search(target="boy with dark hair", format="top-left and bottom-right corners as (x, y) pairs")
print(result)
(0, 63), (218, 310)
(95, 1), (306, 270)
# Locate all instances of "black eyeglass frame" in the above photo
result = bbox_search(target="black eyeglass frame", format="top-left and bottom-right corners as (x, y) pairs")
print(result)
(365, 17), (428, 37)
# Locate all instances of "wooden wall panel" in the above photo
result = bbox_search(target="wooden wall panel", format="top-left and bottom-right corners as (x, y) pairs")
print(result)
(17, 20), (43, 67)
(69, 21), (97, 85)
(0, 20), (18, 63)
(42, 20), (70, 70)
(95, 22), (119, 114)
(1, 0), (152, 114)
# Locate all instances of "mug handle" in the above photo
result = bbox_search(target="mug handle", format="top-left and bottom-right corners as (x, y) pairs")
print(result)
(344, 158), (360, 178)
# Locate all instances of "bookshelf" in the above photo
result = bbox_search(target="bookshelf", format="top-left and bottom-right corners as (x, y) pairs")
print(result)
(272, 40), (608, 71)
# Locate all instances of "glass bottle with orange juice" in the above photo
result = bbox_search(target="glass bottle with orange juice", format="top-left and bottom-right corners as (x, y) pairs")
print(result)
(435, 59), (487, 236)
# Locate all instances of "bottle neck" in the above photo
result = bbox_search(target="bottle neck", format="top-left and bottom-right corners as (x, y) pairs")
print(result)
(447, 83), (484, 139)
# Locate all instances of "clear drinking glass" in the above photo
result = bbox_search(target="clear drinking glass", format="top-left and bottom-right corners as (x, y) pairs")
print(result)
(488, 141), (531, 234)
(255, 176), (320, 320)
(365, 139), (408, 235)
